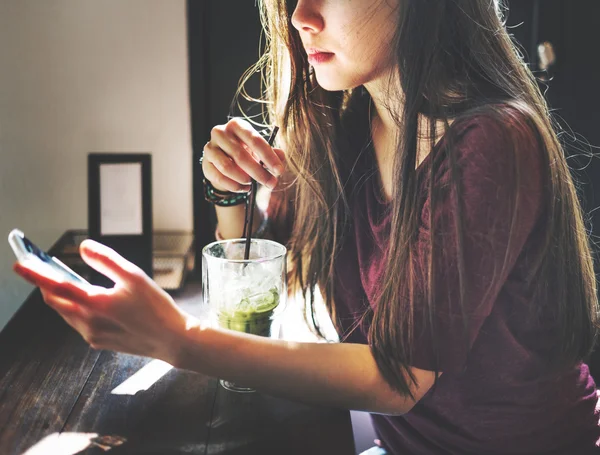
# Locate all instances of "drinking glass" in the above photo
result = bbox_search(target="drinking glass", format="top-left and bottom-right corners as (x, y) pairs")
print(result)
(202, 238), (287, 392)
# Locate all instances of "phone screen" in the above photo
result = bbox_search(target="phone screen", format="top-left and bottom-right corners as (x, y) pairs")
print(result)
(20, 235), (89, 285)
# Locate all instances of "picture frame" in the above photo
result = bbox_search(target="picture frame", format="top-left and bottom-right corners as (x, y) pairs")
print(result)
(88, 153), (153, 286)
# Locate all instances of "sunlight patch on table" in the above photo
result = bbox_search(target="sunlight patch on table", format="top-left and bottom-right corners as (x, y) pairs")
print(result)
(111, 359), (173, 395)
(21, 432), (125, 455)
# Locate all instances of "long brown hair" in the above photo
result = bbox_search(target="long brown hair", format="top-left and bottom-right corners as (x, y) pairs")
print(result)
(238, 0), (599, 396)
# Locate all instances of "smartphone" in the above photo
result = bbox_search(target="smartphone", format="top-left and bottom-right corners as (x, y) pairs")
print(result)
(8, 228), (91, 286)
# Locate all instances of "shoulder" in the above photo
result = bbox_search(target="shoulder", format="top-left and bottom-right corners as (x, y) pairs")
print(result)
(446, 103), (544, 163)
(425, 103), (547, 224)
(438, 103), (547, 189)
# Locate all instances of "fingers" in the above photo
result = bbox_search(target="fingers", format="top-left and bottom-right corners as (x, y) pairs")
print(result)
(40, 288), (121, 349)
(228, 119), (285, 175)
(202, 144), (252, 193)
(210, 126), (278, 189)
(13, 261), (93, 304)
(39, 287), (93, 340)
(41, 288), (84, 319)
(204, 119), (285, 191)
(14, 255), (133, 352)
(79, 240), (145, 286)
(272, 147), (287, 166)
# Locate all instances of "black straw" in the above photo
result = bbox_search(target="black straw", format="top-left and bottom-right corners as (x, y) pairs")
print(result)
(243, 126), (279, 261)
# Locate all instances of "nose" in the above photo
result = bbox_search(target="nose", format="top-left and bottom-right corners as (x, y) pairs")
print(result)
(291, 0), (324, 34)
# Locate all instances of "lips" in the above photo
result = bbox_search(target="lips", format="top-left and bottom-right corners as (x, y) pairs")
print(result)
(305, 48), (334, 65)
(306, 47), (331, 55)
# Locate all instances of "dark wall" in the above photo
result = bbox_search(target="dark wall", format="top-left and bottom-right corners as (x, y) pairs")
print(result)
(506, 1), (600, 219)
(188, 1), (263, 271)
(207, 1), (263, 129)
(506, 0), (600, 136)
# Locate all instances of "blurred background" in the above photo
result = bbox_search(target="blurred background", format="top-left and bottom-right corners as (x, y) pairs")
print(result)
(1, 0), (599, 346)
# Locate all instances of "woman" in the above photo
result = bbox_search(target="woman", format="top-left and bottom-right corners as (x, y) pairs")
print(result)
(14, 0), (600, 453)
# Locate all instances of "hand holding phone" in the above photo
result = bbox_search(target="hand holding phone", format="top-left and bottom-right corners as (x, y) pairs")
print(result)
(9, 229), (190, 365)
(8, 229), (91, 286)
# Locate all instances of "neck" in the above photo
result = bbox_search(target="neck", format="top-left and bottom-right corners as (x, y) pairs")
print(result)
(364, 73), (402, 144)
(365, 76), (452, 162)
(363, 74), (402, 202)
(362, 73), (453, 202)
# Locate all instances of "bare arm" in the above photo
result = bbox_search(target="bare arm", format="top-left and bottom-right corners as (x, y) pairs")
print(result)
(175, 321), (437, 416)
(13, 234), (435, 417)
(214, 203), (264, 240)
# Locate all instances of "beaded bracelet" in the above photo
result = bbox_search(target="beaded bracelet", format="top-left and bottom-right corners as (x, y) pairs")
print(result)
(200, 156), (249, 207)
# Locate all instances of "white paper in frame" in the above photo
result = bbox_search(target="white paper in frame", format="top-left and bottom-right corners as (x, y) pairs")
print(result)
(99, 162), (144, 236)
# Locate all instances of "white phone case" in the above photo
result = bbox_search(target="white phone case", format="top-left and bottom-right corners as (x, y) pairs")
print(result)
(8, 228), (90, 285)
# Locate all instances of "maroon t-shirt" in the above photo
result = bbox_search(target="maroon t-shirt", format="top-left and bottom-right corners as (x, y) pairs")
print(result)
(331, 110), (600, 454)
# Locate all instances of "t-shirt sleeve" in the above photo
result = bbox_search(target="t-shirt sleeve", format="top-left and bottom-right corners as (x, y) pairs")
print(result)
(408, 113), (545, 374)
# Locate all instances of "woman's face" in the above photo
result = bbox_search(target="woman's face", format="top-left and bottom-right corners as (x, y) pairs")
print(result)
(290, 0), (400, 91)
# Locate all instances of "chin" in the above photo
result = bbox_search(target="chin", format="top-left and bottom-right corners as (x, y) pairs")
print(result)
(317, 76), (352, 92)
(313, 72), (357, 92)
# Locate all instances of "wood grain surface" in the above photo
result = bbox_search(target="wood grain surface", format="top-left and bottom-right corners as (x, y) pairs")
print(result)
(1, 231), (355, 455)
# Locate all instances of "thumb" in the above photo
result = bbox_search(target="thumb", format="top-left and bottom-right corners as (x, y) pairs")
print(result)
(273, 147), (286, 165)
(79, 239), (143, 286)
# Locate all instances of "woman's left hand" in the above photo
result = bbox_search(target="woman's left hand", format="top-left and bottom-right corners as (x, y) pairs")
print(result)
(12, 239), (191, 365)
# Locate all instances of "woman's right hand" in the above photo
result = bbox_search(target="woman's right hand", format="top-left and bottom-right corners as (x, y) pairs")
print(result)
(202, 118), (286, 193)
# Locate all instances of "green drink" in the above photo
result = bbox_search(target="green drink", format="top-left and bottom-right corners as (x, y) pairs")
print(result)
(217, 287), (280, 337)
